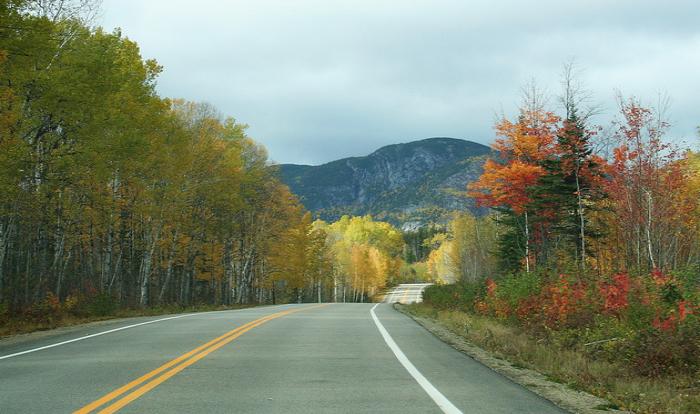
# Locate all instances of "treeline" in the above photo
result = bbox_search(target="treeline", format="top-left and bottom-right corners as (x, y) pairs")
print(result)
(419, 69), (699, 412)
(427, 74), (700, 279)
(0, 0), (387, 317)
(322, 216), (404, 300)
(426, 212), (497, 283)
(250, 214), (406, 304)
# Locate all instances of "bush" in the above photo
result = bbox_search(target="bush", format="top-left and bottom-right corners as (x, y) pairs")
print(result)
(495, 271), (543, 309)
(422, 282), (483, 311)
(0, 302), (8, 324)
(24, 292), (62, 325)
(432, 269), (700, 379)
(625, 315), (700, 377)
(85, 292), (117, 316)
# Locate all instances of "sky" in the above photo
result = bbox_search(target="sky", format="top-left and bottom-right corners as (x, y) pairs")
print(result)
(99, 0), (700, 165)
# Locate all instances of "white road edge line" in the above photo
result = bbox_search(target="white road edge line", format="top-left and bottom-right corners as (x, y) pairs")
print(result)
(370, 303), (463, 414)
(0, 313), (197, 360)
(0, 305), (290, 361)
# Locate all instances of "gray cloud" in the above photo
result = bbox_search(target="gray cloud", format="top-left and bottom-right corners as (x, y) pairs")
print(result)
(100, 0), (700, 165)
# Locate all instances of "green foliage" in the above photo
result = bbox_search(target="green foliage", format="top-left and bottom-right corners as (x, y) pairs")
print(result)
(402, 225), (444, 263)
(279, 138), (491, 226)
(492, 271), (543, 310)
(422, 282), (484, 311)
(493, 209), (527, 273)
(85, 293), (118, 317)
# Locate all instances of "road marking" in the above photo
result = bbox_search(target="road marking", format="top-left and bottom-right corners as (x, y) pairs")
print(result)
(0, 313), (204, 361)
(370, 304), (463, 414)
(0, 306), (290, 361)
(400, 288), (410, 304)
(75, 304), (327, 414)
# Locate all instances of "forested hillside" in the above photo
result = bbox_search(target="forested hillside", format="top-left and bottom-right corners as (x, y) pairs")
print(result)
(279, 137), (490, 227)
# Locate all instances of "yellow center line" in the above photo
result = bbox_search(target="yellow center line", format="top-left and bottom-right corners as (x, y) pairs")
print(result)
(75, 304), (327, 414)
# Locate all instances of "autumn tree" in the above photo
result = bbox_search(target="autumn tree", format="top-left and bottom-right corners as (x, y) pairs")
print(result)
(604, 97), (698, 272)
(325, 216), (404, 302)
(469, 89), (559, 272)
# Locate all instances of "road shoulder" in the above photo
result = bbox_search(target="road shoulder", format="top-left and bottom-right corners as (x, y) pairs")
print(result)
(0, 305), (263, 356)
(394, 304), (631, 414)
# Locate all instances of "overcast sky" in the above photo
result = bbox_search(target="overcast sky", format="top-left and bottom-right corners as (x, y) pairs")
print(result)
(100, 0), (699, 165)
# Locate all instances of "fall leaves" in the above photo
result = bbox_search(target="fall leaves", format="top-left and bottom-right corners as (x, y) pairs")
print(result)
(466, 89), (699, 275)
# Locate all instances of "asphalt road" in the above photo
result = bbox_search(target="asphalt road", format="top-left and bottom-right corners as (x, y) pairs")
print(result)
(0, 303), (567, 413)
(383, 283), (432, 304)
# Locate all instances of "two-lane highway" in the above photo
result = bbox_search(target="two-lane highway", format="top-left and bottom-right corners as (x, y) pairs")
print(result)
(0, 304), (567, 413)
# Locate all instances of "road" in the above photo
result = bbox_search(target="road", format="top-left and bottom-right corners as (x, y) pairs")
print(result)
(0, 304), (567, 413)
(383, 283), (432, 304)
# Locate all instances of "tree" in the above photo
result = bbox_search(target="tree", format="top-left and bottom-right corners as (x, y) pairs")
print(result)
(605, 97), (697, 272)
(469, 96), (559, 272)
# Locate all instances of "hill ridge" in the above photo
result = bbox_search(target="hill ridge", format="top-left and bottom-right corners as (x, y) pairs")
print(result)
(278, 137), (490, 227)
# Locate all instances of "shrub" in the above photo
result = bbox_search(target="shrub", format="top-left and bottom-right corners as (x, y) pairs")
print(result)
(495, 271), (543, 309)
(626, 315), (700, 377)
(0, 302), (8, 324)
(24, 292), (63, 325)
(422, 282), (483, 311)
(85, 292), (117, 316)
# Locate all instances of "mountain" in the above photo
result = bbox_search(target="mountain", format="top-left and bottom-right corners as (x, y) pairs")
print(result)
(277, 137), (491, 228)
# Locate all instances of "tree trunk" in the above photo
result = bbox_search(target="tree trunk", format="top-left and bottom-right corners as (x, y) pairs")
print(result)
(139, 224), (161, 307)
(575, 172), (586, 270)
(0, 219), (16, 303)
(645, 190), (656, 269)
(158, 237), (177, 304)
(524, 211), (531, 273)
(332, 271), (337, 303)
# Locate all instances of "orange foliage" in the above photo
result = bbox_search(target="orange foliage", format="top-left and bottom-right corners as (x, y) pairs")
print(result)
(469, 109), (559, 214)
(598, 273), (631, 315)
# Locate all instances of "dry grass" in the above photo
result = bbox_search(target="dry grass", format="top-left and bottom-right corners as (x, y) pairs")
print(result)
(405, 303), (700, 414)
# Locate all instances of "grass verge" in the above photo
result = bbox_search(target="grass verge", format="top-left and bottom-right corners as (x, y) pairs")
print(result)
(402, 303), (700, 414)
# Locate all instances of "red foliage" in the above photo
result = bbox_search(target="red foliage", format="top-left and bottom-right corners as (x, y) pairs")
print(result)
(44, 292), (61, 313)
(516, 295), (542, 325)
(678, 300), (692, 322)
(474, 300), (488, 315)
(653, 315), (677, 331)
(481, 278), (511, 318)
(598, 273), (631, 314)
(538, 274), (591, 328)
(650, 268), (671, 286)
(486, 278), (497, 296)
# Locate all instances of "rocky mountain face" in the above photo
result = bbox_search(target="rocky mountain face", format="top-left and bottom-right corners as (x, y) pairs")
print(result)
(278, 137), (491, 228)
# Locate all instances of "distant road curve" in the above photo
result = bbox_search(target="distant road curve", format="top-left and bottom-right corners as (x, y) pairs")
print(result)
(383, 283), (433, 304)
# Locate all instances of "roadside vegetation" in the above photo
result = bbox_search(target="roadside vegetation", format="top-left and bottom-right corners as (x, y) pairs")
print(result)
(409, 275), (699, 414)
(409, 70), (700, 413)
(0, 297), (253, 338)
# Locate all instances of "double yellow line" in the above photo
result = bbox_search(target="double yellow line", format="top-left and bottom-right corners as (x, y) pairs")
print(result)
(75, 304), (326, 414)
